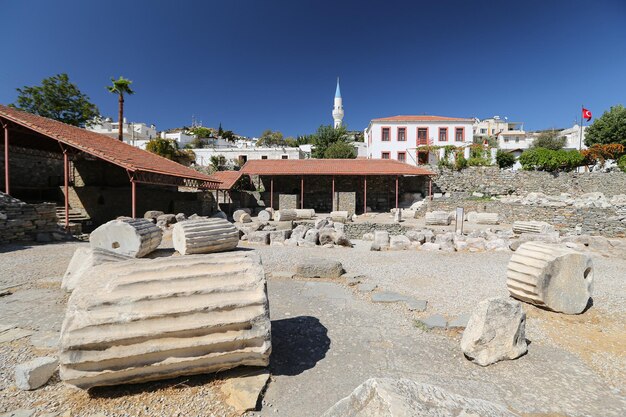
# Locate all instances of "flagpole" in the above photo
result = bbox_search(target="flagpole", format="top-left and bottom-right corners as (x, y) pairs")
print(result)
(579, 105), (584, 152)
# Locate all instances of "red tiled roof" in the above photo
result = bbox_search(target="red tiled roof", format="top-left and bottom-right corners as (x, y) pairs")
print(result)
(211, 170), (245, 190)
(0, 105), (220, 187)
(240, 159), (434, 176)
(372, 115), (474, 122)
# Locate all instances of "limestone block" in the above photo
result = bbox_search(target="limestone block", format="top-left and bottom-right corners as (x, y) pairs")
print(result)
(296, 258), (344, 278)
(319, 228), (337, 246)
(475, 213), (500, 225)
(461, 297), (527, 366)
(291, 224), (309, 240)
(509, 232), (560, 251)
(421, 242), (441, 251)
(425, 211), (451, 226)
(156, 214), (177, 227)
(315, 218), (330, 229)
(89, 218), (162, 258)
(321, 378), (518, 417)
(333, 222), (345, 233)
(334, 233), (352, 247)
(330, 211), (349, 223)
(393, 209), (402, 223)
(143, 210), (164, 223)
(14, 357), (58, 390)
(304, 229), (319, 245)
(233, 210), (252, 223)
(506, 242), (593, 314)
(62, 247), (132, 292)
(374, 230), (390, 248)
(294, 209), (315, 219)
(512, 221), (555, 235)
(267, 220), (293, 230)
(274, 210), (297, 222)
(269, 229), (291, 244)
(362, 232), (374, 241)
(59, 252), (271, 389)
(257, 209), (272, 222)
(248, 231), (271, 245)
(389, 235), (410, 250)
(172, 218), (239, 255)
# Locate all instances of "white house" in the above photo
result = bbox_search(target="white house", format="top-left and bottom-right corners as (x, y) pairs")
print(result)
(160, 131), (196, 147)
(87, 117), (157, 147)
(364, 115), (475, 165)
(193, 146), (303, 168)
(558, 124), (588, 151)
(473, 116), (524, 139)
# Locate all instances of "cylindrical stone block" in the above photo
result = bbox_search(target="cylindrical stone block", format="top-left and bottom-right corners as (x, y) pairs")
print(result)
(330, 211), (349, 223)
(512, 221), (555, 234)
(172, 218), (239, 255)
(59, 252), (271, 389)
(475, 213), (500, 225)
(257, 209), (272, 222)
(274, 210), (297, 222)
(89, 218), (162, 258)
(294, 209), (316, 219)
(506, 242), (593, 314)
(425, 211), (451, 226)
(233, 210), (251, 223)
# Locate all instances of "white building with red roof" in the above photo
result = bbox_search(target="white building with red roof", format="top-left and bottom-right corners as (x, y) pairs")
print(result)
(364, 115), (474, 165)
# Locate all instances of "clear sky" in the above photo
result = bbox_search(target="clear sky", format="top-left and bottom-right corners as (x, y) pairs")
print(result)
(1, 0), (625, 137)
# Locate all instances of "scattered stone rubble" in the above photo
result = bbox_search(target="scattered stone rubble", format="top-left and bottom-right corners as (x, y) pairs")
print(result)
(461, 297), (528, 366)
(499, 192), (626, 209)
(59, 252), (271, 389)
(507, 242), (593, 314)
(14, 356), (58, 390)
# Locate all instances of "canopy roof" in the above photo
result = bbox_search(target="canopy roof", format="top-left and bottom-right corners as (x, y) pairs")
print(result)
(211, 170), (245, 190)
(240, 159), (434, 176)
(0, 105), (220, 189)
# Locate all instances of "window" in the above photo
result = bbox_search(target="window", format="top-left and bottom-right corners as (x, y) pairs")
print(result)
(417, 128), (428, 145)
(455, 127), (464, 141)
(397, 127), (406, 141)
(239, 155), (247, 164)
(439, 127), (448, 142)
(281, 155), (289, 159)
(480, 128), (487, 134)
(381, 152), (390, 159)
(397, 151), (406, 162)
(381, 127), (390, 141)
(261, 155), (268, 159)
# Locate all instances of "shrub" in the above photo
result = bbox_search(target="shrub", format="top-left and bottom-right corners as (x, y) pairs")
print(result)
(618, 155), (626, 172)
(519, 148), (585, 172)
(455, 154), (468, 170)
(467, 157), (491, 166)
(323, 141), (356, 159)
(495, 150), (516, 169)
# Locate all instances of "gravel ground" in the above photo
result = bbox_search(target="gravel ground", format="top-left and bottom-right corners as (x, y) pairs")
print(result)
(0, 239), (624, 416)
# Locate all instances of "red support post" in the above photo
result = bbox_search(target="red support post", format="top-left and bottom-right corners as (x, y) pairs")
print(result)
(270, 177), (274, 210)
(131, 179), (137, 218)
(395, 176), (399, 210)
(300, 176), (304, 209)
(364, 176), (367, 214)
(63, 150), (69, 230)
(4, 125), (9, 195)
(332, 176), (335, 211)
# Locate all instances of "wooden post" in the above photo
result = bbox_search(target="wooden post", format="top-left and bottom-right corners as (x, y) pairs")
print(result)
(429, 177), (433, 201)
(364, 176), (367, 214)
(395, 176), (399, 210)
(270, 177), (274, 210)
(3, 124), (9, 195)
(332, 176), (335, 211)
(300, 176), (304, 209)
(63, 150), (69, 230)
(131, 179), (136, 218)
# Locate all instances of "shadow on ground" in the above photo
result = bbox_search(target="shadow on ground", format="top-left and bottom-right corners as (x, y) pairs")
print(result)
(269, 315), (330, 376)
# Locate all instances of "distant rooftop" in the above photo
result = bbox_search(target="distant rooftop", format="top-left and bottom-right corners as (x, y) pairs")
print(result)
(371, 115), (474, 123)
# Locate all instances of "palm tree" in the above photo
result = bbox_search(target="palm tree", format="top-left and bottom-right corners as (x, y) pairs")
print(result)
(107, 76), (135, 141)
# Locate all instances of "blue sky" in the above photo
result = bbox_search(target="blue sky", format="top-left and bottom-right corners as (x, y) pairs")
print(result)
(1, 0), (625, 137)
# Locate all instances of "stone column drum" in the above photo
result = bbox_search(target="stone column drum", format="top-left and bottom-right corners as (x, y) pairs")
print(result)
(512, 221), (555, 234)
(257, 209), (272, 222)
(506, 242), (593, 314)
(294, 209), (316, 219)
(425, 211), (451, 226)
(173, 218), (239, 255)
(59, 252), (271, 389)
(89, 218), (162, 258)
(274, 210), (297, 222)
(62, 247), (132, 292)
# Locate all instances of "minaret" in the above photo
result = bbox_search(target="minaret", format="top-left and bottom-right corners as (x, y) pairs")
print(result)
(332, 77), (344, 128)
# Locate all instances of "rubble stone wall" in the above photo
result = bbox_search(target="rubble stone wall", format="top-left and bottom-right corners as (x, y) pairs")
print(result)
(432, 167), (626, 197)
(0, 192), (59, 243)
(344, 222), (410, 239)
(334, 192), (356, 216)
(421, 199), (625, 237)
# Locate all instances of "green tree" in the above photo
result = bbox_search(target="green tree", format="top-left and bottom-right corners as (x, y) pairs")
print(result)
(146, 138), (195, 166)
(519, 148), (584, 172)
(218, 123), (224, 137)
(284, 136), (299, 147)
(221, 130), (235, 141)
(10, 73), (99, 127)
(585, 105), (626, 147)
(257, 129), (285, 147)
(495, 150), (516, 169)
(530, 130), (566, 150)
(209, 155), (226, 172)
(107, 76), (135, 141)
(189, 126), (213, 138)
(323, 141), (356, 159)
(311, 125), (348, 158)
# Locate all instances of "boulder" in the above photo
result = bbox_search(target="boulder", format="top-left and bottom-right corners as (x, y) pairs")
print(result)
(421, 242), (441, 251)
(315, 218), (330, 229)
(334, 233), (352, 247)
(319, 227), (337, 245)
(434, 232), (455, 252)
(14, 357), (58, 390)
(321, 378), (518, 417)
(405, 230), (425, 243)
(143, 210), (164, 223)
(156, 214), (177, 227)
(512, 221), (555, 235)
(296, 258), (344, 278)
(461, 297), (527, 366)
(247, 231), (271, 245)
(59, 252), (271, 389)
(506, 242), (593, 314)
(304, 229), (320, 245)
(89, 218), (162, 258)
(425, 211), (451, 226)
(175, 213), (187, 222)
(389, 235), (411, 250)
(291, 224), (309, 240)
(62, 247), (132, 292)
(172, 218), (239, 255)
(274, 210), (297, 222)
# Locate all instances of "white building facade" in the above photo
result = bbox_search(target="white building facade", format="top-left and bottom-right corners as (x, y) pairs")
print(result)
(193, 147), (303, 168)
(365, 115), (475, 165)
(87, 118), (157, 147)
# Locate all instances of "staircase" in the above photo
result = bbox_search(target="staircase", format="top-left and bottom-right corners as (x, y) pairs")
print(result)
(56, 207), (91, 234)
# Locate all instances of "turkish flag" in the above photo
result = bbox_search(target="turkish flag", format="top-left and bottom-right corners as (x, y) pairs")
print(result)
(582, 108), (592, 122)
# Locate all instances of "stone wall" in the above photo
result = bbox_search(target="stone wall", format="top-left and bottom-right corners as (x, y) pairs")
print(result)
(278, 194), (299, 210)
(0, 192), (59, 243)
(432, 166), (626, 197)
(421, 199), (625, 238)
(344, 222), (410, 239)
(334, 192), (356, 215)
